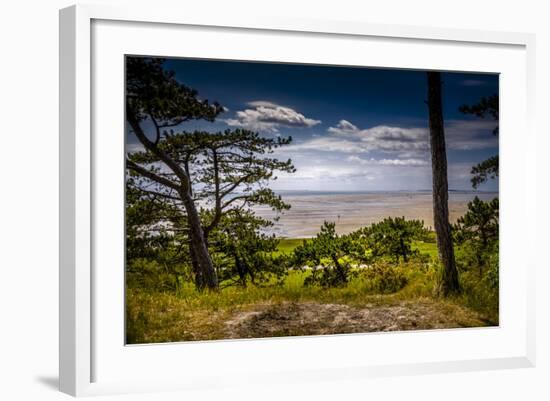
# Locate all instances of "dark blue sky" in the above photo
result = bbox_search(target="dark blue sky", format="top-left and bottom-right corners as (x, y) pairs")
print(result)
(128, 57), (499, 191)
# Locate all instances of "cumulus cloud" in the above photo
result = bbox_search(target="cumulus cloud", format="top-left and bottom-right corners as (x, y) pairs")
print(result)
(225, 101), (321, 132)
(288, 119), (497, 157)
(333, 119), (358, 132)
(327, 120), (429, 154)
(285, 120), (428, 156)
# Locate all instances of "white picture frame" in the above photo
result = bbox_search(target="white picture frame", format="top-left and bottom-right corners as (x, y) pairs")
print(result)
(59, 4), (536, 397)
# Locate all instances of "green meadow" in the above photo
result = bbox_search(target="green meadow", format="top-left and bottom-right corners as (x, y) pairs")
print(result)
(127, 232), (498, 344)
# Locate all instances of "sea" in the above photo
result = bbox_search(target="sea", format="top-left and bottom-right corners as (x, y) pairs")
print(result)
(252, 190), (498, 238)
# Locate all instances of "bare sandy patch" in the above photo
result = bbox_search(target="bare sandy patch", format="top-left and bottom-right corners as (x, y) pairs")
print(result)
(224, 300), (490, 339)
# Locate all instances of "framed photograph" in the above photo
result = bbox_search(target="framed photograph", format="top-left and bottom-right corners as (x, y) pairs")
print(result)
(59, 4), (536, 396)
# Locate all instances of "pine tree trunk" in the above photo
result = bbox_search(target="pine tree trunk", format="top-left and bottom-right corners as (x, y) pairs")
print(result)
(331, 255), (348, 284)
(427, 72), (460, 296)
(180, 190), (218, 290)
(400, 238), (408, 263)
(235, 255), (247, 287)
(188, 243), (205, 290)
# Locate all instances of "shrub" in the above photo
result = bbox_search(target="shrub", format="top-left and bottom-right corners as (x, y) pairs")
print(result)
(453, 197), (499, 277)
(433, 251), (499, 324)
(126, 258), (188, 292)
(362, 263), (408, 294)
(293, 221), (358, 287)
(459, 268), (499, 324)
(209, 210), (290, 288)
(357, 217), (430, 263)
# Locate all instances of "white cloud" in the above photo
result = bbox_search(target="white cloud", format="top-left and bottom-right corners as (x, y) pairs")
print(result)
(332, 119), (358, 131)
(288, 137), (366, 153)
(445, 119), (498, 150)
(328, 120), (426, 141)
(126, 143), (145, 154)
(225, 101), (321, 132)
(327, 120), (429, 154)
(247, 101), (279, 108)
(288, 119), (497, 156)
(285, 121), (428, 157)
(277, 164), (375, 181)
(347, 155), (428, 166)
(271, 153), (433, 191)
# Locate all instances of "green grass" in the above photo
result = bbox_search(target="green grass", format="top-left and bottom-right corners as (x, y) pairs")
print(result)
(126, 261), (494, 344)
(412, 240), (438, 259)
(126, 233), (498, 344)
(126, 269), (407, 343)
(172, 269), (395, 309)
(412, 231), (438, 259)
(272, 238), (309, 256)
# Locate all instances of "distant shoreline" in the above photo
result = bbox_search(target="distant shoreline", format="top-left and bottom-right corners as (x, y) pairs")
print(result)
(254, 191), (499, 238)
(270, 189), (498, 195)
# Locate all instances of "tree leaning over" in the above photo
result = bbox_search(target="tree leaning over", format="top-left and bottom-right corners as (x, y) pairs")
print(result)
(426, 71), (460, 295)
(128, 128), (295, 289)
(125, 57), (222, 290)
(126, 58), (296, 290)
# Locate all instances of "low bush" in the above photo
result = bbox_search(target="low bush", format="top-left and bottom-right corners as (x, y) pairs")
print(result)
(126, 258), (187, 292)
(362, 263), (408, 294)
(459, 257), (499, 324)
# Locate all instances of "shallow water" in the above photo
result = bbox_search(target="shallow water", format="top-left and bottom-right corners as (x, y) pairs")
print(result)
(253, 191), (498, 238)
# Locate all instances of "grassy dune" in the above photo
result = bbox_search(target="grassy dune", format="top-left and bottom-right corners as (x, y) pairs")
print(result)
(126, 237), (497, 344)
(127, 286), (489, 343)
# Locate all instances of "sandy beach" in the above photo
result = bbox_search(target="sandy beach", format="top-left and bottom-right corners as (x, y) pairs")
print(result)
(254, 191), (498, 238)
